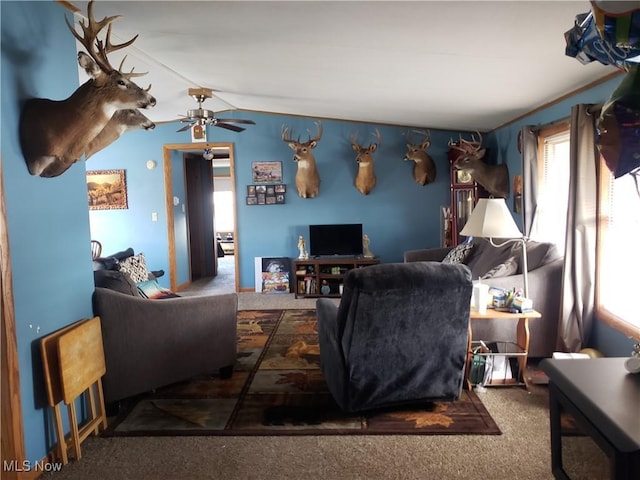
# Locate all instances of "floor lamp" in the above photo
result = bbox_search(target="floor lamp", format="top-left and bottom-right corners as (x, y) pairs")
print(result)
(460, 198), (529, 298)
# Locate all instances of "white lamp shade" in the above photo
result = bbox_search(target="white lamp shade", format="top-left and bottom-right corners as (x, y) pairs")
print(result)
(460, 198), (523, 238)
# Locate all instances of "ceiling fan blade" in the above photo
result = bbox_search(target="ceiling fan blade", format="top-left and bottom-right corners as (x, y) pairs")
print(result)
(214, 118), (256, 125)
(177, 123), (194, 132)
(215, 122), (245, 132)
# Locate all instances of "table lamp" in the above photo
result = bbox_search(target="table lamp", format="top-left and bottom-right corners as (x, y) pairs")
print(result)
(460, 198), (529, 298)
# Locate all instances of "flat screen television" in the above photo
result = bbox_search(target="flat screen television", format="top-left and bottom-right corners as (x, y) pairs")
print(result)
(309, 223), (363, 257)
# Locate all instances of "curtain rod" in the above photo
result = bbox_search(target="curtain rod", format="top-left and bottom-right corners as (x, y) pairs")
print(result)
(528, 102), (604, 131)
(527, 116), (571, 133)
(586, 103), (603, 115)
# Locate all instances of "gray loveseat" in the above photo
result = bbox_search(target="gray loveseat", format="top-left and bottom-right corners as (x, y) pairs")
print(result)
(405, 237), (563, 358)
(92, 249), (237, 404)
(317, 262), (472, 412)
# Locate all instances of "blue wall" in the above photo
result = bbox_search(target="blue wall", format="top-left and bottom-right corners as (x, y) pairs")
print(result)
(489, 74), (635, 356)
(87, 114), (465, 291)
(1, 0), (94, 464)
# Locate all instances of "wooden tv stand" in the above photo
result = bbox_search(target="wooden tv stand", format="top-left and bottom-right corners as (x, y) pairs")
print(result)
(293, 257), (379, 298)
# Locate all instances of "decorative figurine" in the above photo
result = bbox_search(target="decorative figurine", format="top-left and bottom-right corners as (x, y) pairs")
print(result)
(297, 235), (309, 259)
(363, 234), (374, 258)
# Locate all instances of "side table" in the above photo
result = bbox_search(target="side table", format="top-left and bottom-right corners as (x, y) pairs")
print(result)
(541, 358), (640, 480)
(466, 308), (541, 390)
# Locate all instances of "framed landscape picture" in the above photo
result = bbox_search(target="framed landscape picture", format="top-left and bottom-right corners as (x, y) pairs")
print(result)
(252, 161), (282, 183)
(87, 169), (128, 210)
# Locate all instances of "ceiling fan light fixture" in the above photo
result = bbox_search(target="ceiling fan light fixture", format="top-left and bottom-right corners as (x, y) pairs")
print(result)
(187, 108), (214, 120)
(203, 148), (214, 161)
(177, 87), (256, 133)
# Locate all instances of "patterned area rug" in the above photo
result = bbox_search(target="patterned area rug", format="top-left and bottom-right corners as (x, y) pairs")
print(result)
(104, 309), (501, 436)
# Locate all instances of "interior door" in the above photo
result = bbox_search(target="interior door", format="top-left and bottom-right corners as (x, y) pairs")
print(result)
(185, 154), (216, 279)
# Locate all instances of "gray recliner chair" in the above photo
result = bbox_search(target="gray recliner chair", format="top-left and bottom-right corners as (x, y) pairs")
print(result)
(316, 261), (472, 413)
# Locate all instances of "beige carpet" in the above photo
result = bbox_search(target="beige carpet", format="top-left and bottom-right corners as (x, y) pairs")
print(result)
(41, 385), (608, 480)
(39, 290), (609, 479)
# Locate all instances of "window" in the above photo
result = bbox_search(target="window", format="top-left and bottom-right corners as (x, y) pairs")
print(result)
(533, 124), (571, 255)
(596, 164), (640, 341)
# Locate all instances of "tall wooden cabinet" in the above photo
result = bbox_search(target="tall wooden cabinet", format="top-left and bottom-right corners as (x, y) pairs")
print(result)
(450, 160), (478, 246)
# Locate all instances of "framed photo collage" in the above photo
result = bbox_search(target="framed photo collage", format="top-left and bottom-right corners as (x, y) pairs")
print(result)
(247, 161), (286, 206)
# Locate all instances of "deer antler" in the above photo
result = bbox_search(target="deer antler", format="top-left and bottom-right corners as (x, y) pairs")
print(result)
(407, 129), (428, 146)
(460, 131), (483, 152)
(372, 129), (382, 148)
(449, 131), (483, 154)
(282, 121), (322, 144)
(351, 129), (381, 149)
(117, 57), (148, 79)
(281, 125), (300, 144)
(65, 0), (139, 73)
(406, 130), (414, 145)
(308, 121), (323, 143)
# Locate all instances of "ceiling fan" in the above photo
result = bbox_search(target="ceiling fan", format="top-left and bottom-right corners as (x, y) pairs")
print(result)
(177, 88), (255, 132)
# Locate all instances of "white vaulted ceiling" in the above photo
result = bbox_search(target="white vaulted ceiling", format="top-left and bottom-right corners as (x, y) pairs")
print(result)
(66, 1), (616, 131)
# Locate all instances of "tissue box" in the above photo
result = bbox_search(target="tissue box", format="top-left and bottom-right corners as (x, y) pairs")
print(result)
(511, 296), (533, 313)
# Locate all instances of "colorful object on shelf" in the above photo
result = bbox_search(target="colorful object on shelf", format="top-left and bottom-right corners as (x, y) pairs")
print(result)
(597, 64), (640, 177)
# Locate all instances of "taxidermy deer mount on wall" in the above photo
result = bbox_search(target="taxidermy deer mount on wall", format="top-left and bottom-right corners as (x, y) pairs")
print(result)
(85, 109), (155, 159)
(281, 121), (322, 199)
(449, 132), (510, 198)
(404, 129), (436, 186)
(19, 0), (156, 178)
(350, 129), (381, 195)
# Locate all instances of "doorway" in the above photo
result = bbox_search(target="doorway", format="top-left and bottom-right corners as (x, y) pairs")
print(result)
(162, 142), (239, 292)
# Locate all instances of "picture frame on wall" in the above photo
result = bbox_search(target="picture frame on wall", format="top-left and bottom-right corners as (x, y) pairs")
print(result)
(246, 184), (286, 205)
(252, 161), (282, 183)
(87, 169), (128, 210)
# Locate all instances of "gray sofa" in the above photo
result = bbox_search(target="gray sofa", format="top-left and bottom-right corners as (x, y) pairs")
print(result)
(404, 237), (563, 358)
(317, 262), (472, 412)
(92, 249), (237, 404)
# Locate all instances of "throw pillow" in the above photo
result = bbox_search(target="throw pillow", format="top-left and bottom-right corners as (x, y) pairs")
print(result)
(482, 256), (519, 279)
(136, 280), (180, 299)
(442, 242), (474, 264)
(118, 252), (149, 283)
(94, 270), (140, 297)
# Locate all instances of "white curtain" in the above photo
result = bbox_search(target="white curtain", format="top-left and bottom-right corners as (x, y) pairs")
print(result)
(557, 104), (599, 352)
(520, 126), (539, 237)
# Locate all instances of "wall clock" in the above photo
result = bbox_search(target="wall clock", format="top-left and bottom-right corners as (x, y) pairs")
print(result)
(454, 169), (474, 185)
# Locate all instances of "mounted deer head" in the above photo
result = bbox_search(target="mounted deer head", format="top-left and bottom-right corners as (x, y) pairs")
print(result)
(85, 109), (155, 159)
(448, 131), (483, 163)
(281, 121), (322, 198)
(350, 130), (381, 195)
(450, 132), (510, 198)
(404, 130), (436, 185)
(19, 0), (156, 177)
